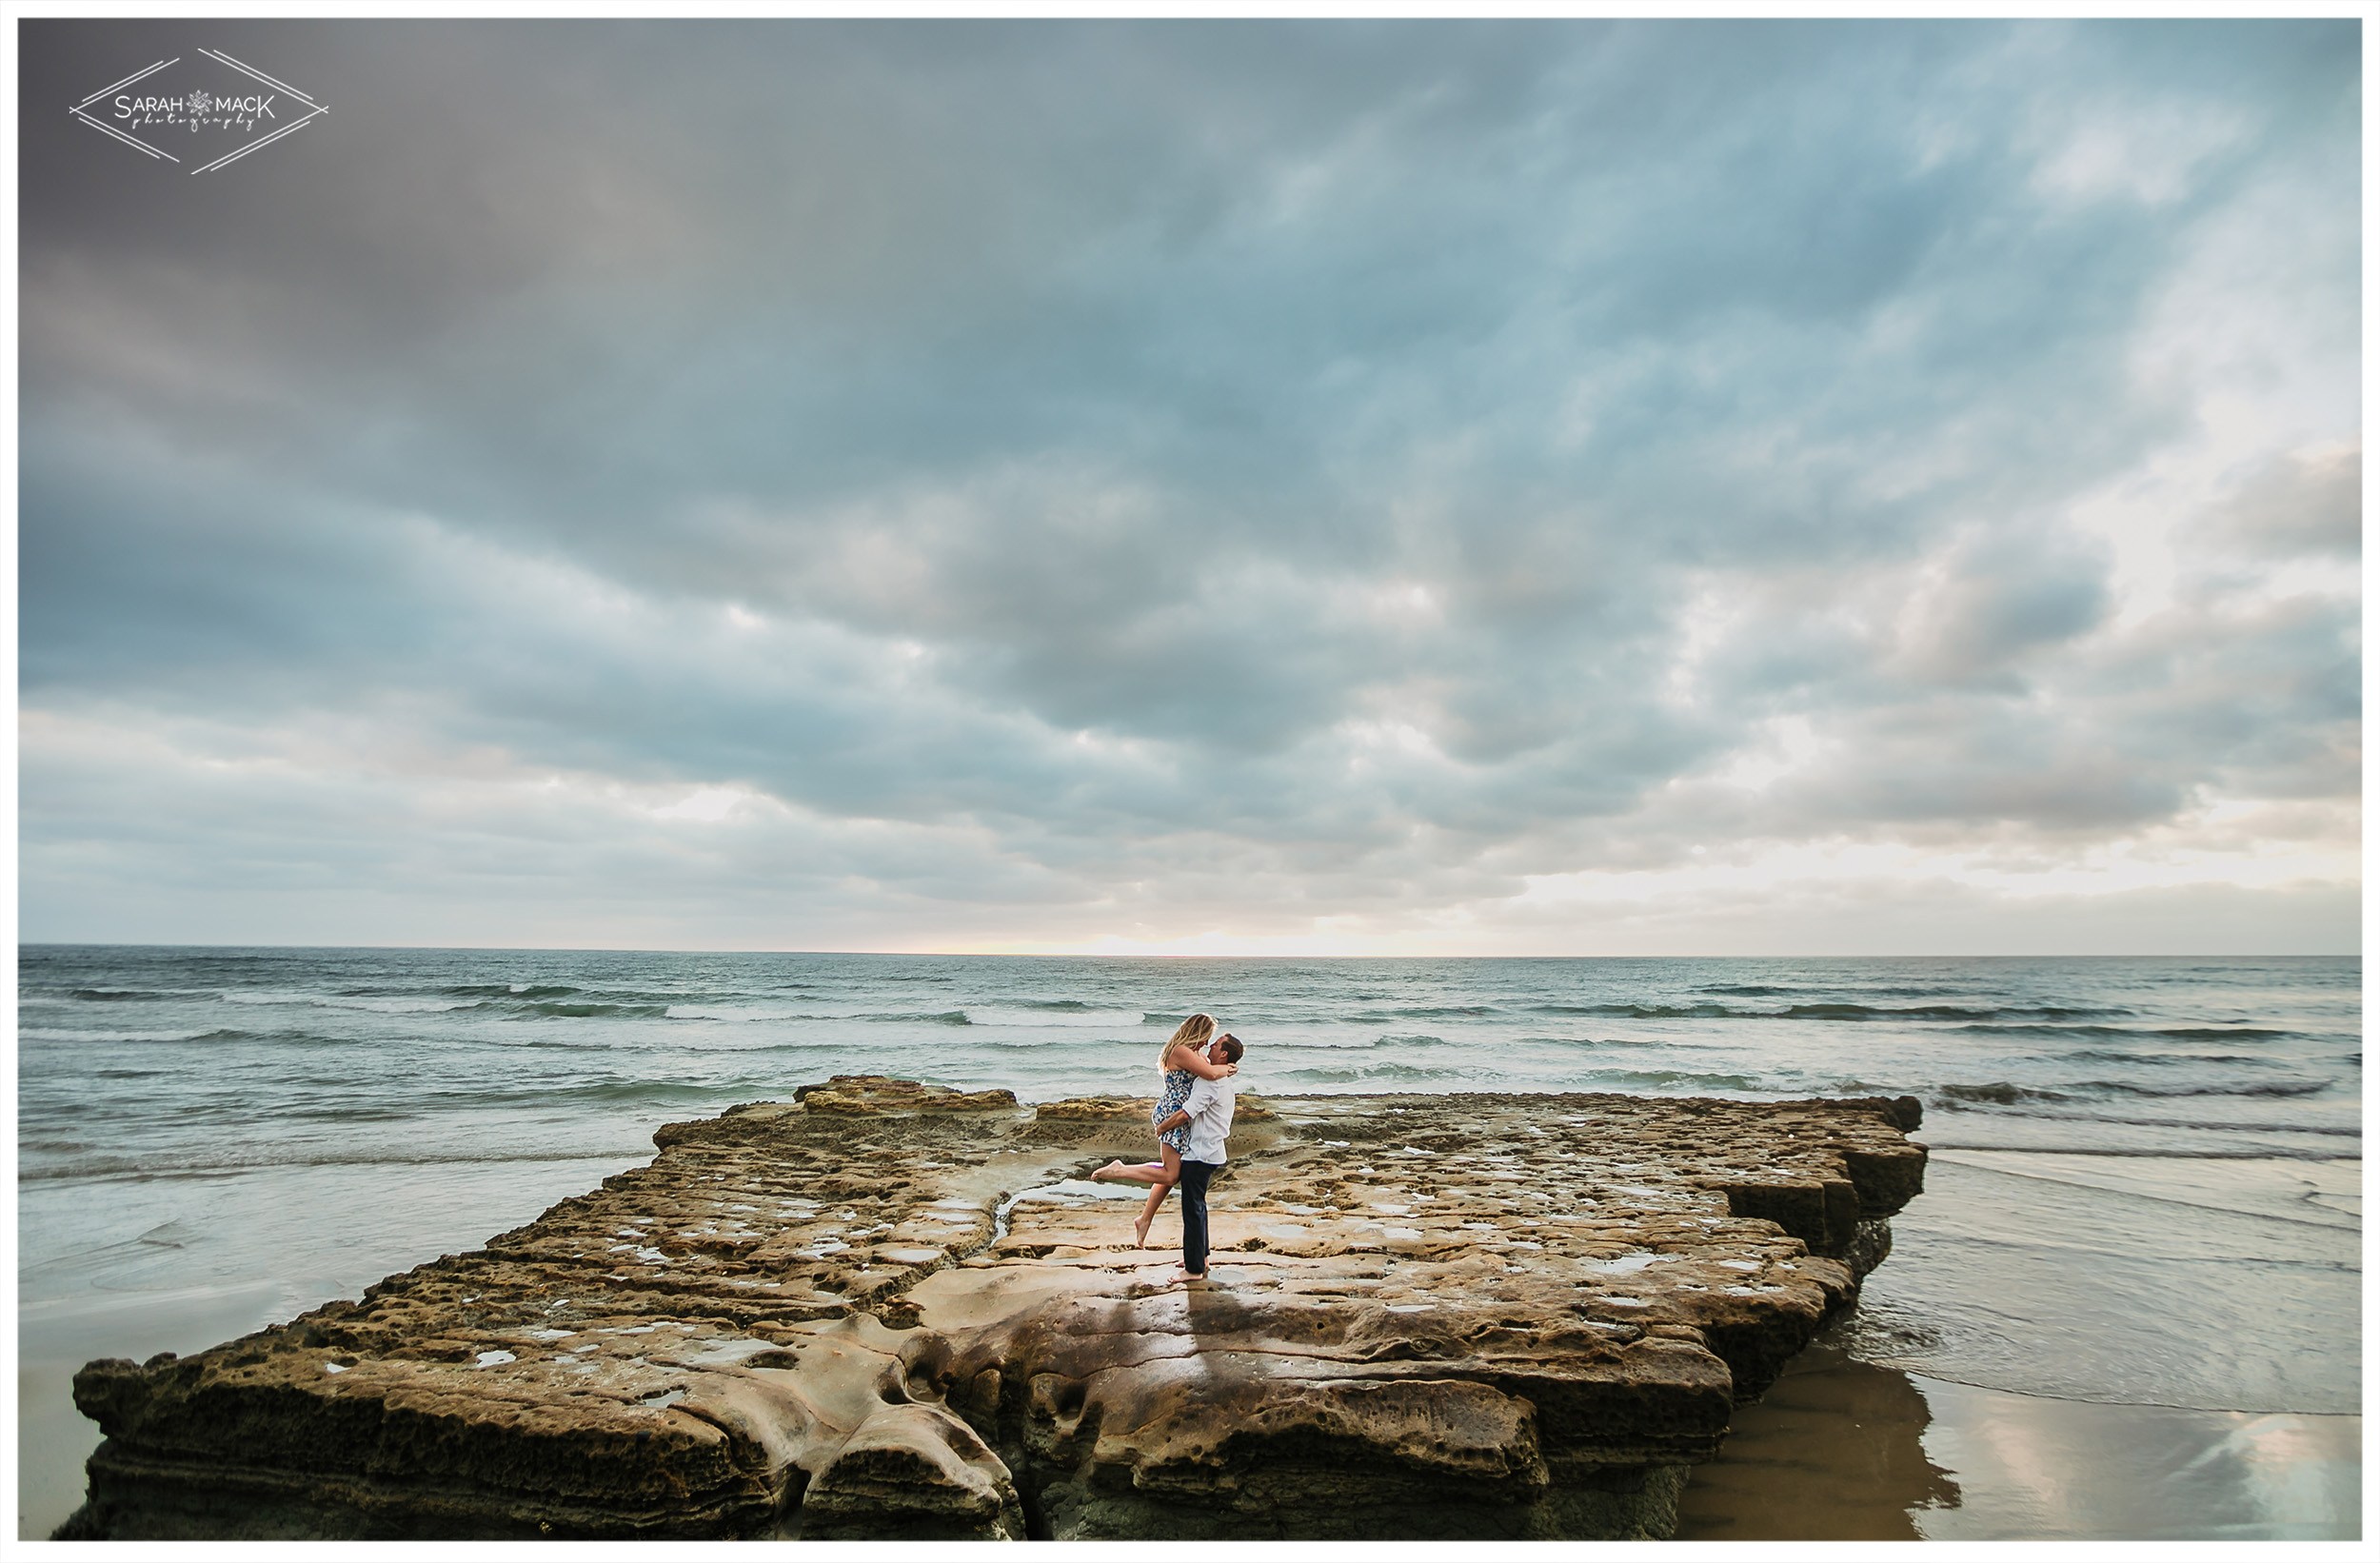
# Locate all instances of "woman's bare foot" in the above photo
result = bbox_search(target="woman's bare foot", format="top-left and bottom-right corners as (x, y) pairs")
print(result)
(1132, 1209), (1155, 1247)
(1091, 1159), (1126, 1182)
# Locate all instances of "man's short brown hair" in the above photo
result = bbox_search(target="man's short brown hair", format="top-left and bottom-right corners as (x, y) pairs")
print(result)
(1216, 1034), (1244, 1064)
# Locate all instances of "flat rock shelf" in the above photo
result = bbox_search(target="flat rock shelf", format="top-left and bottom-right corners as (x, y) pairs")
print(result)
(60, 1077), (1927, 1541)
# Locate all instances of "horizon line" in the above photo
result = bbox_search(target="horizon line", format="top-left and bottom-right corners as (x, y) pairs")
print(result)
(14, 940), (2360, 961)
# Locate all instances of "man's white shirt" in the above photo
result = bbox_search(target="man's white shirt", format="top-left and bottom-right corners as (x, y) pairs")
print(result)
(1180, 1074), (1237, 1164)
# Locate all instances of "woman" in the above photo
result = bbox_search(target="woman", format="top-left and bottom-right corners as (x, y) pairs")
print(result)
(1093, 1012), (1238, 1246)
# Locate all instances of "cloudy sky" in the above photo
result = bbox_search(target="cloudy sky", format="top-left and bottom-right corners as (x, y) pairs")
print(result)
(15, 18), (2360, 955)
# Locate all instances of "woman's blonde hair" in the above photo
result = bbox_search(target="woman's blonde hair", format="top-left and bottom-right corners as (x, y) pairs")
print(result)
(1160, 1012), (1216, 1067)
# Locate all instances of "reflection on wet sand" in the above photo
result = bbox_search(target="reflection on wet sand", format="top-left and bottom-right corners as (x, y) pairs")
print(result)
(1676, 1340), (1958, 1539)
(1913, 1378), (2361, 1540)
(1678, 1335), (2363, 1540)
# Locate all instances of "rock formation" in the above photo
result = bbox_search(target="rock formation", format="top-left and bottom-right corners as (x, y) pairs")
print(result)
(60, 1078), (1925, 1540)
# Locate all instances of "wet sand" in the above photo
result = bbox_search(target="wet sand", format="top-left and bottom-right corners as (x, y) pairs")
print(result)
(19, 1283), (288, 1540)
(1676, 1337), (2361, 1540)
(17, 1154), (640, 1539)
(1677, 1143), (2363, 1541)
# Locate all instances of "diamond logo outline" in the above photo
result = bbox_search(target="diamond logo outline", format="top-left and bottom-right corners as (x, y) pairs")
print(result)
(70, 48), (327, 173)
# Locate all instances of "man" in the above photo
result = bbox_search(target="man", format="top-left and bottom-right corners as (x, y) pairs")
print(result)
(1151, 1032), (1242, 1283)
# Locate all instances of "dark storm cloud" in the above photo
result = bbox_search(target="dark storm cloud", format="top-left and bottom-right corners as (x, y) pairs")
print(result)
(15, 18), (2361, 948)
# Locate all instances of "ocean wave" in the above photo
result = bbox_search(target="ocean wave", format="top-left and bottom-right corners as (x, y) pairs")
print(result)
(1935, 1078), (2331, 1107)
(1781, 987), (2125, 1009)
(440, 983), (585, 999)
(1345, 1005), (1500, 1021)
(456, 999), (673, 1019)
(326, 996), (481, 1015)
(193, 1026), (311, 1045)
(1580, 1068), (1764, 1091)
(68, 987), (187, 1001)
(1775, 1002), (2121, 1021)
(493, 1032), (887, 1057)
(397, 1078), (777, 1109)
(1533, 1000), (2142, 1023)
(1935, 1081), (2072, 1105)
(965, 1004), (1146, 1029)
(1273, 1034), (1453, 1052)
(20, 1026), (222, 1044)
(2003, 1004), (2136, 1020)
(1953, 1023), (2292, 1041)
(2079, 1079), (2330, 1100)
(29, 1025), (348, 1049)
(642, 1006), (972, 1026)
(2057, 1048), (2280, 1067)
(444, 982), (832, 1007)
(1861, 984), (2073, 999)
(23, 1146), (658, 1182)
(1279, 1061), (1472, 1084)
(904, 1033), (1118, 1052)
(2143, 1027), (2292, 1040)
(1532, 1001), (1735, 1019)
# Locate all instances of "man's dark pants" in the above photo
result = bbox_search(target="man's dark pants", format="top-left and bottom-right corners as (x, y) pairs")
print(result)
(1178, 1159), (1222, 1276)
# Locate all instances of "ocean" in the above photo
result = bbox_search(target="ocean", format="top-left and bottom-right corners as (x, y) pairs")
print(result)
(15, 947), (2363, 1537)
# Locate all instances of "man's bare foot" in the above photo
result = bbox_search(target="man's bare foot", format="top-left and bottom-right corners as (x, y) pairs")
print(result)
(1132, 1210), (1155, 1247)
(1091, 1159), (1125, 1182)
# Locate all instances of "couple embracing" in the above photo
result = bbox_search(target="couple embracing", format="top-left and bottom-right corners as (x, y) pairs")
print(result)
(1093, 1013), (1243, 1284)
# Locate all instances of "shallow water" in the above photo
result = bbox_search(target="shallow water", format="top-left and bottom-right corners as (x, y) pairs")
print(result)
(1676, 1340), (2361, 1541)
(15, 948), (2362, 1536)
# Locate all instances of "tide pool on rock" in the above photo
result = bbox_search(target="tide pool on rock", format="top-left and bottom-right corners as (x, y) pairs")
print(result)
(57, 1078), (1926, 1540)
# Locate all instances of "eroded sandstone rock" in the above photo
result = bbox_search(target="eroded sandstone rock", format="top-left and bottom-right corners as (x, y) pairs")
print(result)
(60, 1077), (1924, 1540)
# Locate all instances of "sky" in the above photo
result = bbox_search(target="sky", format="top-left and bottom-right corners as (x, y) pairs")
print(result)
(13, 18), (2362, 956)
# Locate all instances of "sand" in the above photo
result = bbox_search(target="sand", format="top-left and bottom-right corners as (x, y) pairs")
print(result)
(1676, 1338), (2360, 1540)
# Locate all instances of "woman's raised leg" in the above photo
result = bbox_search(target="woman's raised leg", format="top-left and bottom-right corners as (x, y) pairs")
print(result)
(1091, 1158), (1171, 1184)
(1132, 1147), (1181, 1248)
